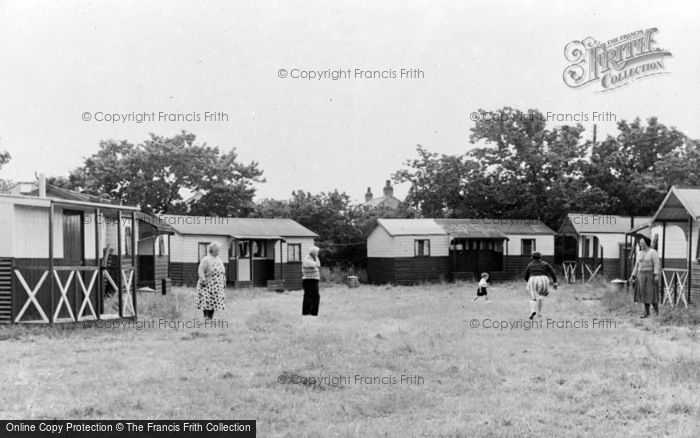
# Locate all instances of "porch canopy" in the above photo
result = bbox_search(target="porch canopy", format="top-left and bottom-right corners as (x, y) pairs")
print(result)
(652, 187), (700, 222)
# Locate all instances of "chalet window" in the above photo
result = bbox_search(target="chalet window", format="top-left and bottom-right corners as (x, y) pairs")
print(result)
(522, 239), (535, 256)
(414, 239), (430, 257)
(157, 236), (166, 256)
(252, 240), (267, 258)
(288, 244), (302, 262)
(238, 241), (250, 258)
(494, 240), (503, 253)
(198, 242), (210, 261)
(124, 226), (132, 256)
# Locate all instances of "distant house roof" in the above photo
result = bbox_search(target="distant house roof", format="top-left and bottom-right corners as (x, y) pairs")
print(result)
(558, 213), (651, 235)
(365, 195), (402, 208)
(376, 218), (555, 238)
(652, 186), (700, 221)
(161, 215), (318, 239)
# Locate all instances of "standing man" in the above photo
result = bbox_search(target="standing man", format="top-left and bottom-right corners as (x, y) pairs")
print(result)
(524, 251), (558, 320)
(301, 246), (322, 317)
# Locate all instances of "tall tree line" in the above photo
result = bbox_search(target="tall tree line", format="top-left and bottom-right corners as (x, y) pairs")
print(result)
(395, 107), (700, 229)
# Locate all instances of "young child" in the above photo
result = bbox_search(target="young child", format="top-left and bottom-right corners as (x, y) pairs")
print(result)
(473, 272), (490, 302)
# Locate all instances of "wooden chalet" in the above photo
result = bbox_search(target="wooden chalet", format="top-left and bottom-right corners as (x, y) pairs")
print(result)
(366, 218), (555, 284)
(164, 215), (318, 290)
(0, 178), (140, 323)
(557, 213), (650, 282)
(626, 187), (700, 306)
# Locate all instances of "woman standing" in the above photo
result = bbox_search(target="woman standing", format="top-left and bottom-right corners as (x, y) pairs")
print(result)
(301, 246), (321, 316)
(196, 242), (226, 320)
(629, 234), (660, 318)
(523, 251), (558, 320)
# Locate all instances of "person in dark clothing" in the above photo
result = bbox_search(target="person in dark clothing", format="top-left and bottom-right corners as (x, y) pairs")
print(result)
(524, 251), (558, 320)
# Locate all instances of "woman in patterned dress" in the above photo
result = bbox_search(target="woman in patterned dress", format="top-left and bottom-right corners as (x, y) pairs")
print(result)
(196, 242), (226, 319)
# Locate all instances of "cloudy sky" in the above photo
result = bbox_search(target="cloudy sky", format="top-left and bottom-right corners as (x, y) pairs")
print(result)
(0, 0), (698, 202)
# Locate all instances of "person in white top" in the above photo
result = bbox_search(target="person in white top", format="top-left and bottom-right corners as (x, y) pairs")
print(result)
(473, 272), (490, 303)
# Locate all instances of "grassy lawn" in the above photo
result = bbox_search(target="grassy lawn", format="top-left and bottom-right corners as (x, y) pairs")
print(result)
(1, 280), (699, 437)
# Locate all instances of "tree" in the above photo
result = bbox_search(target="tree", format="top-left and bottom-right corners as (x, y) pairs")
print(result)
(585, 117), (697, 216)
(253, 190), (418, 267)
(394, 145), (478, 217)
(55, 132), (264, 214)
(396, 108), (609, 228)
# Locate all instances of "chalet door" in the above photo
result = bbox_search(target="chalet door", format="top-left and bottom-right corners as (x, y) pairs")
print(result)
(237, 240), (251, 282)
(227, 240), (237, 282)
(63, 210), (84, 266)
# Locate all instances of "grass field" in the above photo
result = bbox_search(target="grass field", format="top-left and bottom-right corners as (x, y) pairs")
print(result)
(1, 280), (699, 437)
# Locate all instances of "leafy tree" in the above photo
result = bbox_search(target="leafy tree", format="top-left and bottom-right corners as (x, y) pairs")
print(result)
(396, 108), (609, 228)
(54, 132), (263, 214)
(253, 190), (418, 267)
(584, 117), (697, 216)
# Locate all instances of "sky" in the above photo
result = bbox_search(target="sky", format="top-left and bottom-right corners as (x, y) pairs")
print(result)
(0, 0), (698, 203)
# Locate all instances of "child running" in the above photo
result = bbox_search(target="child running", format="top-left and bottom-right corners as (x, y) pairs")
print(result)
(472, 272), (490, 303)
(523, 252), (557, 319)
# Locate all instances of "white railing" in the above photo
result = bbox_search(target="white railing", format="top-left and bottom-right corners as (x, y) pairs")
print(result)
(13, 266), (135, 323)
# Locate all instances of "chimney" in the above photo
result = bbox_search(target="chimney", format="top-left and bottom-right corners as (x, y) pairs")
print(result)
(365, 187), (373, 202)
(38, 173), (46, 198)
(383, 180), (393, 197)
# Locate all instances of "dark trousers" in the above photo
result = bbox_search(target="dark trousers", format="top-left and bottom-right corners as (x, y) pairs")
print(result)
(302, 279), (320, 316)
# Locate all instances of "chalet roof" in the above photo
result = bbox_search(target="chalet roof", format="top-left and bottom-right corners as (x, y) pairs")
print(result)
(0, 185), (138, 211)
(437, 218), (555, 236)
(377, 218), (555, 238)
(558, 213), (651, 235)
(36, 184), (122, 205)
(161, 215), (318, 239)
(376, 219), (446, 236)
(136, 212), (176, 234)
(653, 187), (700, 221)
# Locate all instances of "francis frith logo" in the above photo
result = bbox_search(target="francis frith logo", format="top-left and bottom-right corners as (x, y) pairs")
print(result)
(563, 28), (672, 92)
